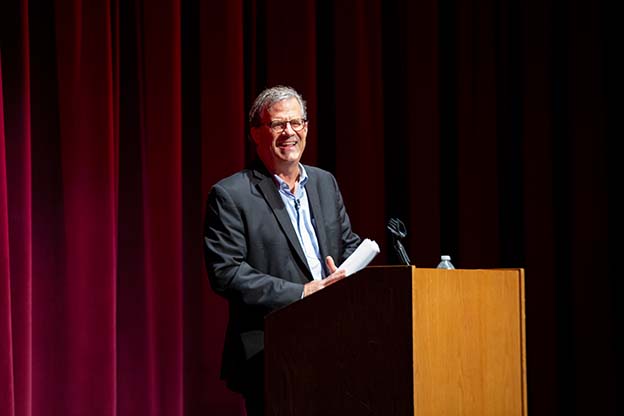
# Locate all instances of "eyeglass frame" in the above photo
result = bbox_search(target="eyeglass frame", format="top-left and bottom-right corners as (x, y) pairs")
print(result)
(259, 118), (308, 133)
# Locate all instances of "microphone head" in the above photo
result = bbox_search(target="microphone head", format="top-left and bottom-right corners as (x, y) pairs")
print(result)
(387, 217), (407, 239)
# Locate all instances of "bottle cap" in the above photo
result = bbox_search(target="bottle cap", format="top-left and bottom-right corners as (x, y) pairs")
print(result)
(441, 255), (451, 260)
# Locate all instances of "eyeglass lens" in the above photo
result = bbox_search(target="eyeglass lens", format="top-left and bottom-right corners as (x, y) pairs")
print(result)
(269, 119), (306, 132)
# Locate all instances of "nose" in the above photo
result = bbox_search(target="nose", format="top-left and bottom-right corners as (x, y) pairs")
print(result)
(283, 121), (296, 135)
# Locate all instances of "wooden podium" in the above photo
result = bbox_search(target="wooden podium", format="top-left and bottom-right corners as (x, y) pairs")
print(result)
(264, 266), (526, 415)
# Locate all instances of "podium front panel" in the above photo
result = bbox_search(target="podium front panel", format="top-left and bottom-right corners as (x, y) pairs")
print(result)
(265, 266), (414, 416)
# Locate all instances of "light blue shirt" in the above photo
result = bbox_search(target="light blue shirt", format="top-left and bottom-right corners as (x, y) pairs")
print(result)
(274, 165), (324, 281)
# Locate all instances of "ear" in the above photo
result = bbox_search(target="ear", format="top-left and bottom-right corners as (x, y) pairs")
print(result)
(250, 127), (261, 145)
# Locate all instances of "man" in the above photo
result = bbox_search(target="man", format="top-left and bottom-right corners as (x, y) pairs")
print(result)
(203, 85), (361, 415)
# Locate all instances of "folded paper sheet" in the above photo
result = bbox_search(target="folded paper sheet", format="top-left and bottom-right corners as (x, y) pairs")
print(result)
(338, 238), (380, 277)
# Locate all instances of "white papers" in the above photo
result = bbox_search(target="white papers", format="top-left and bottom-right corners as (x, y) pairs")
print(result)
(338, 238), (380, 277)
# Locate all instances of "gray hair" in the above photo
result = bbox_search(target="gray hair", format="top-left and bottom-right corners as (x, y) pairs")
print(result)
(248, 85), (307, 127)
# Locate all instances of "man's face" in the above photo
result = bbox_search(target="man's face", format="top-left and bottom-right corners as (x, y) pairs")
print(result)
(251, 97), (308, 172)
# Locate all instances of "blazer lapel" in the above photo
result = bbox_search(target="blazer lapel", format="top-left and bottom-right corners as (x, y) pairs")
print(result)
(253, 167), (312, 279)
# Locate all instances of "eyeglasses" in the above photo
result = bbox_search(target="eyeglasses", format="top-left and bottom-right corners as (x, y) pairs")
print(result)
(264, 118), (307, 133)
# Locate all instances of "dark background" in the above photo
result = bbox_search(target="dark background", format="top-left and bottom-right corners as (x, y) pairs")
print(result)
(1, 0), (619, 415)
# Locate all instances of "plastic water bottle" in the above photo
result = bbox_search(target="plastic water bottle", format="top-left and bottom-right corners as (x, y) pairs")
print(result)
(436, 255), (455, 269)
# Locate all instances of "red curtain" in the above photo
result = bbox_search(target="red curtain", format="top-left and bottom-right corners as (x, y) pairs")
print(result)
(1, 0), (617, 415)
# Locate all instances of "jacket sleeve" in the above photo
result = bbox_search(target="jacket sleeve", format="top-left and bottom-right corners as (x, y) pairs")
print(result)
(203, 184), (304, 310)
(331, 174), (362, 263)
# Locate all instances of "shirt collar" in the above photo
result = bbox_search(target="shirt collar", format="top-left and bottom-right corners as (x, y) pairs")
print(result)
(273, 164), (308, 193)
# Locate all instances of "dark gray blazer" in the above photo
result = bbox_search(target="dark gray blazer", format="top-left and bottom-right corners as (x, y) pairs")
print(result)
(203, 161), (361, 388)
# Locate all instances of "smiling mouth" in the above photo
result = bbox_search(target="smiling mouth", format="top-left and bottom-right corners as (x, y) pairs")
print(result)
(278, 140), (297, 148)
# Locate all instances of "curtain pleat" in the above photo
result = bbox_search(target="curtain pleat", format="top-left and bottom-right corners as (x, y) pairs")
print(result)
(1, 58), (16, 416)
(138, 0), (184, 414)
(333, 0), (386, 250)
(53, 0), (117, 414)
(196, 1), (246, 414)
(1, 1), (33, 415)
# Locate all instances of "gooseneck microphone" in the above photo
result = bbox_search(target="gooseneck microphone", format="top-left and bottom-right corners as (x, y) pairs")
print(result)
(387, 217), (411, 265)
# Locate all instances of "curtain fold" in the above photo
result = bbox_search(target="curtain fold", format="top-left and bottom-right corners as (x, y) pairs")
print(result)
(333, 0), (386, 249)
(1, 57), (16, 416)
(2, 1), (33, 415)
(137, 0), (183, 414)
(59, 0), (114, 412)
(195, 1), (245, 414)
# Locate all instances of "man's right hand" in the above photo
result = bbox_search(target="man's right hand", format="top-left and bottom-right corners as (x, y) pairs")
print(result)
(302, 256), (346, 297)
